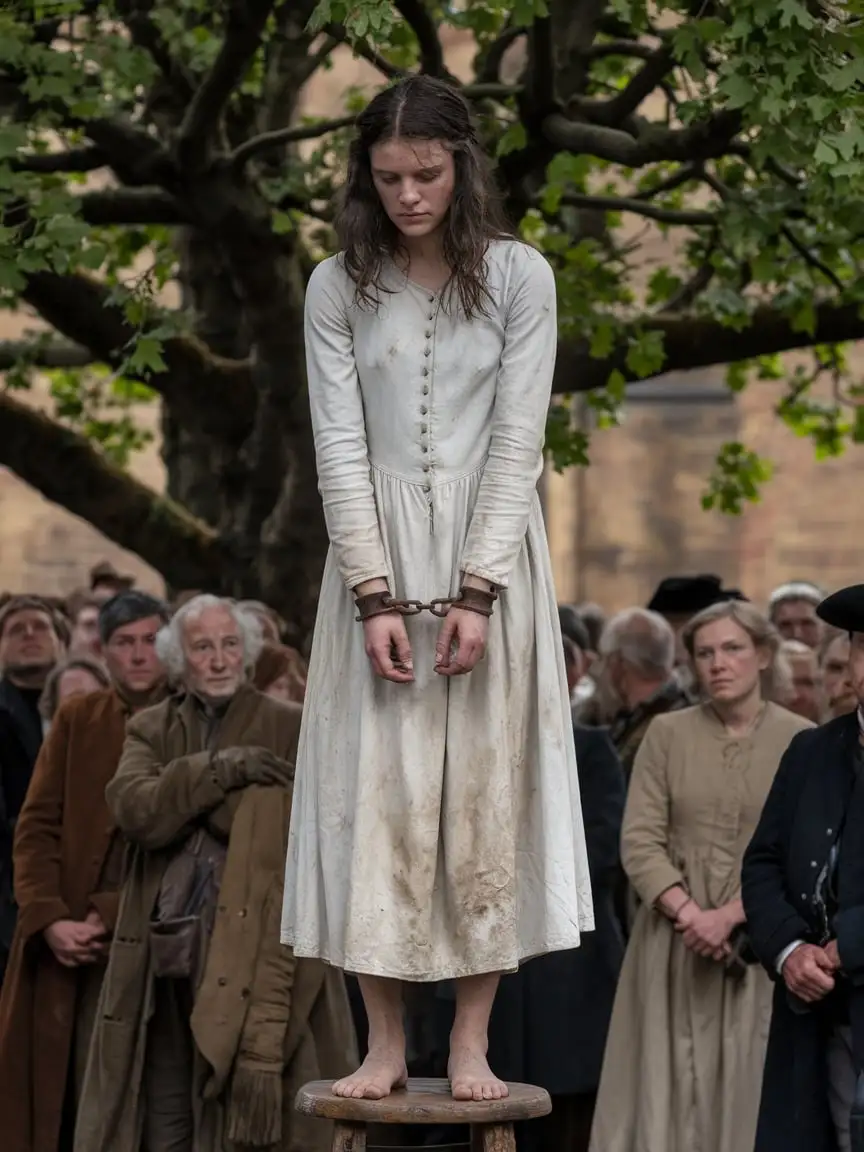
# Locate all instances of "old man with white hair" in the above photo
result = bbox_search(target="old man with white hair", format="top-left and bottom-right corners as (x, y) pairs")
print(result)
(74, 594), (356, 1152)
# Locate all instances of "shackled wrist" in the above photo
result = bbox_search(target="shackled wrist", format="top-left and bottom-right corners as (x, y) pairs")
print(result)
(354, 591), (398, 622)
(453, 585), (498, 617)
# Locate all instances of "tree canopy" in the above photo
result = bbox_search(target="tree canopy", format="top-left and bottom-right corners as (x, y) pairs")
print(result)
(1, 0), (864, 634)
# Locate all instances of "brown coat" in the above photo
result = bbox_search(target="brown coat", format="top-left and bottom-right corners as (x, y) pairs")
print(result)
(0, 689), (136, 1152)
(75, 685), (357, 1152)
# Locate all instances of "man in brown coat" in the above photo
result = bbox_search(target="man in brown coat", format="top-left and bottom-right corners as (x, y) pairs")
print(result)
(0, 590), (170, 1152)
(75, 594), (356, 1152)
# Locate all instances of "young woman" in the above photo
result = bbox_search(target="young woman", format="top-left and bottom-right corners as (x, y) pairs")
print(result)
(590, 601), (812, 1152)
(281, 75), (593, 1102)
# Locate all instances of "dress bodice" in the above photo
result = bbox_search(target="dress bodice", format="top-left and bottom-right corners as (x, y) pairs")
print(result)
(303, 240), (558, 591)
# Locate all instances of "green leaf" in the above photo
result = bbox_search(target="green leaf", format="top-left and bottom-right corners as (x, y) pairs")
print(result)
(496, 121), (527, 158)
(814, 139), (839, 166)
(272, 211), (295, 235)
(125, 335), (167, 377)
(625, 330), (665, 379)
(725, 362), (750, 393)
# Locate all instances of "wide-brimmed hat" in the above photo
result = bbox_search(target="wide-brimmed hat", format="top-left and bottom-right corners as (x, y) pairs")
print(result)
(817, 585), (864, 635)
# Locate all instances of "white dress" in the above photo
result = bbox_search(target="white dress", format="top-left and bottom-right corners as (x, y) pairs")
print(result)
(281, 239), (594, 981)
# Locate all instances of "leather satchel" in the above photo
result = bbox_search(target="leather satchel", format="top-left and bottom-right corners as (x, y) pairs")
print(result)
(149, 827), (227, 981)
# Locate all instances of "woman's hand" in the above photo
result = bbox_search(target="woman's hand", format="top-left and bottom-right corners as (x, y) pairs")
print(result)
(363, 615), (415, 684)
(435, 608), (488, 676)
(676, 903), (734, 960)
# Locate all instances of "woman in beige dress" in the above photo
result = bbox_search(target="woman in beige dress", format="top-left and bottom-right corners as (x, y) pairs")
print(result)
(590, 599), (813, 1152)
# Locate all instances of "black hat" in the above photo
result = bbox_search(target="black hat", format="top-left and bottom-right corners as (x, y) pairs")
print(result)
(647, 574), (744, 615)
(817, 585), (864, 635)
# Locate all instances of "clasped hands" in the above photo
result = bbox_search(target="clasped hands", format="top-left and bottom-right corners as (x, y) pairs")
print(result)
(781, 939), (841, 1003)
(359, 579), (489, 683)
(44, 908), (109, 969)
(674, 900), (741, 961)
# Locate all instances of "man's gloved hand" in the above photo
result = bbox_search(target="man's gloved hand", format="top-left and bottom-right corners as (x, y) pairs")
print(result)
(213, 746), (293, 790)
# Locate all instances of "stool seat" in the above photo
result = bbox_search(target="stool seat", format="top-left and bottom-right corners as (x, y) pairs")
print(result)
(296, 1076), (551, 1126)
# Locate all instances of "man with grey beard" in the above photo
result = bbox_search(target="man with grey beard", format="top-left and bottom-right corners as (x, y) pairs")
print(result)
(76, 594), (355, 1152)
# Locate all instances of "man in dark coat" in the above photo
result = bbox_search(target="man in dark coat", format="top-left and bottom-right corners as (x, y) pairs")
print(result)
(486, 723), (626, 1152)
(0, 597), (65, 981)
(743, 583), (864, 1152)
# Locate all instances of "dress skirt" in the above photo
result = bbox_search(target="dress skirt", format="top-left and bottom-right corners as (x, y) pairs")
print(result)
(281, 463), (594, 981)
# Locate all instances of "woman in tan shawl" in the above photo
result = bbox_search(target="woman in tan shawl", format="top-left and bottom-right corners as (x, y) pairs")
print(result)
(590, 600), (813, 1152)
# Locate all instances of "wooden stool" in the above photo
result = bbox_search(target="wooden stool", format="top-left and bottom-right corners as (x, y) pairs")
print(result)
(296, 1077), (551, 1151)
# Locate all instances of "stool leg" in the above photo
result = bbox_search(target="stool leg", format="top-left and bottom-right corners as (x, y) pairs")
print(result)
(332, 1120), (367, 1151)
(471, 1121), (516, 1152)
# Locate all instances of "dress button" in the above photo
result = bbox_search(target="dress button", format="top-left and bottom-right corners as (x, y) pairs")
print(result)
(424, 348), (431, 357)
(827, 828), (833, 835)
(428, 295), (435, 303)
(218, 976), (227, 986)
(811, 861), (818, 868)
(427, 312), (434, 321)
(422, 385), (429, 394)
(421, 445), (428, 453)
(423, 464), (430, 473)
(422, 368), (429, 376)
(421, 423), (428, 432)
(425, 330), (432, 338)
(420, 406), (428, 414)
(424, 484), (431, 492)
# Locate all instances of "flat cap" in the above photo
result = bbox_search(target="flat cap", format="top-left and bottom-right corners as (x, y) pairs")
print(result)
(817, 585), (864, 634)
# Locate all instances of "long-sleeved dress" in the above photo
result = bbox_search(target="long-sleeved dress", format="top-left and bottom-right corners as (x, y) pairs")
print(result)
(280, 240), (594, 981)
(589, 702), (813, 1152)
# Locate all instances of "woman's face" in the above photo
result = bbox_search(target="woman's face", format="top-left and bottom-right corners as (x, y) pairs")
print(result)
(822, 633), (855, 719)
(370, 137), (455, 241)
(691, 616), (768, 705)
(57, 666), (104, 704)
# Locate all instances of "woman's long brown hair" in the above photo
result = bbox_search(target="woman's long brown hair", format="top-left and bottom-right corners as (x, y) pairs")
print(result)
(336, 75), (512, 320)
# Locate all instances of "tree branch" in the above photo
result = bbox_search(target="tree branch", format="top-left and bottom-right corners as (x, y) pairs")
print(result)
(585, 39), (656, 60)
(661, 261), (716, 312)
(593, 45), (675, 124)
(323, 23), (406, 79)
(11, 146), (109, 174)
(542, 108), (743, 167)
(553, 300), (864, 395)
(634, 163), (703, 200)
(230, 114), (357, 168)
(528, 17), (556, 112)
(80, 117), (174, 186)
(114, 0), (194, 102)
(0, 338), (95, 371)
(557, 191), (715, 226)
(0, 391), (225, 590)
(395, 0), (446, 76)
(781, 226), (845, 293)
(177, 0), (277, 170)
(20, 270), (256, 439)
(476, 26), (527, 84)
(77, 187), (191, 225)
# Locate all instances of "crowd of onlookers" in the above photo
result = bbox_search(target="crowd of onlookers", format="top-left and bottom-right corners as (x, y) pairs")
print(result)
(0, 562), (849, 1152)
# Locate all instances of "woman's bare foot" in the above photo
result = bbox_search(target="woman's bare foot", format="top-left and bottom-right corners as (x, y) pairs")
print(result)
(448, 1044), (509, 1102)
(332, 1048), (408, 1100)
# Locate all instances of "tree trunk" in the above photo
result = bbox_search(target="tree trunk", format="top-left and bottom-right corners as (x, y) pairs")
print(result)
(161, 218), (329, 646)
